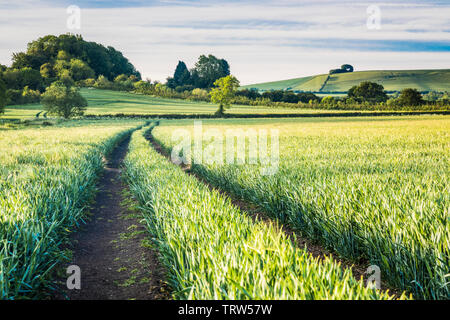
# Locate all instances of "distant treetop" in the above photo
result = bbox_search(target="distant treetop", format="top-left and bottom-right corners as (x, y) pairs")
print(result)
(329, 64), (354, 75)
(166, 54), (230, 90)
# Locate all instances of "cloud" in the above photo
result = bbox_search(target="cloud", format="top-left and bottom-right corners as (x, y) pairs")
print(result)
(0, 0), (449, 84)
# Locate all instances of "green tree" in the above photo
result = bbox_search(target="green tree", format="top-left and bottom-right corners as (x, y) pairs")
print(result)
(94, 75), (113, 89)
(0, 78), (6, 114)
(10, 34), (141, 82)
(397, 88), (424, 106)
(348, 81), (388, 103)
(173, 61), (190, 87)
(3, 67), (43, 91)
(321, 96), (336, 107)
(114, 74), (128, 83)
(41, 81), (87, 119)
(40, 62), (56, 81)
(69, 58), (95, 81)
(210, 75), (240, 115)
(341, 64), (354, 72)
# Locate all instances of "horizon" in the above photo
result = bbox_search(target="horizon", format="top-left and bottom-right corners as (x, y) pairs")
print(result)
(1, 0), (450, 85)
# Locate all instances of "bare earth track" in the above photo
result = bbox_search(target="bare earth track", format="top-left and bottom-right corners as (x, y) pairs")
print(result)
(53, 135), (168, 300)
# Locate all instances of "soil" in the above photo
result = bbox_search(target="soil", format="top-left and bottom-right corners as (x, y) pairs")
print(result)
(52, 136), (169, 300)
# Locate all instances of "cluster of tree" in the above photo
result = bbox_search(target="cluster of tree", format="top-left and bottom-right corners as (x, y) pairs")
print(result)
(346, 82), (432, 107)
(315, 83), (447, 111)
(387, 88), (425, 108)
(0, 34), (141, 108)
(78, 74), (140, 91)
(236, 81), (448, 111)
(235, 89), (320, 104)
(329, 64), (354, 75)
(0, 64), (43, 105)
(132, 78), (210, 101)
(347, 81), (388, 103)
(166, 55), (230, 90)
(12, 34), (140, 83)
(422, 91), (450, 103)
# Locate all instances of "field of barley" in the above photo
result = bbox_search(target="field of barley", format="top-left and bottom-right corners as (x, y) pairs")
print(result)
(124, 126), (405, 300)
(151, 116), (450, 300)
(0, 120), (144, 299)
(0, 112), (448, 300)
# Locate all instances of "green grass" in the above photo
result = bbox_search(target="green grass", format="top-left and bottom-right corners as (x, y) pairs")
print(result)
(1, 103), (43, 119)
(242, 69), (450, 93)
(0, 119), (143, 299)
(124, 126), (406, 300)
(152, 116), (450, 300)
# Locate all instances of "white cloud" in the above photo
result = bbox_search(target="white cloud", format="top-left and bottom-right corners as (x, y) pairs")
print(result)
(0, 1), (449, 84)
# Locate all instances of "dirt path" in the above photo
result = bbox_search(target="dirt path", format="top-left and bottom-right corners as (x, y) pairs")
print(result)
(53, 135), (168, 300)
(145, 132), (403, 297)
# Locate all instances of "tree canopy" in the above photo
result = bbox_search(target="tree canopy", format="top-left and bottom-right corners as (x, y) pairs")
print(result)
(0, 33), (141, 106)
(397, 88), (424, 106)
(329, 64), (354, 75)
(192, 55), (230, 88)
(166, 55), (230, 90)
(348, 81), (388, 103)
(41, 81), (87, 119)
(210, 75), (240, 115)
(10, 34), (140, 83)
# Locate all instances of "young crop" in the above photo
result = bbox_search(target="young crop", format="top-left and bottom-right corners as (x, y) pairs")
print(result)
(124, 127), (407, 300)
(152, 116), (449, 300)
(0, 120), (142, 299)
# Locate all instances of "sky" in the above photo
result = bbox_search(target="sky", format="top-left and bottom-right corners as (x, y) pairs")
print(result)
(0, 0), (449, 85)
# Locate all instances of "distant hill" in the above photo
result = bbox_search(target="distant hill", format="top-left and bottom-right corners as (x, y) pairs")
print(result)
(241, 69), (450, 93)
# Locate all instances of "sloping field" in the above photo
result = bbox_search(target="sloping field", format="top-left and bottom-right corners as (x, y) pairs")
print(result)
(324, 69), (450, 92)
(152, 116), (450, 299)
(241, 76), (316, 91)
(1, 88), (336, 119)
(242, 69), (450, 93)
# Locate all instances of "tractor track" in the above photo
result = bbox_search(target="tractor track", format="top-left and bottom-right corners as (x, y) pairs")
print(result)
(52, 134), (169, 300)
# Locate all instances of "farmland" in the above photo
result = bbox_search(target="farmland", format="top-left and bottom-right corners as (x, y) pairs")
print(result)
(0, 120), (144, 299)
(0, 93), (448, 301)
(2, 0), (450, 306)
(124, 126), (403, 300)
(242, 69), (450, 93)
(151, 116), (450, 300)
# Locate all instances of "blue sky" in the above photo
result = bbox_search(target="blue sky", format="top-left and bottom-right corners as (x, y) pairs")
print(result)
(1, 0), (449, 84)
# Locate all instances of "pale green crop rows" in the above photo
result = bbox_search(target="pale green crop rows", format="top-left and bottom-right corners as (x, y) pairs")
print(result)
(0, 120), (142, 299)
(124, 126), (407, 300)
(152, 116), (449, 299)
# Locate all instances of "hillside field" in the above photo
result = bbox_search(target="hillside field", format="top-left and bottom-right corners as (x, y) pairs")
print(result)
(242, 69), (450, 93)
